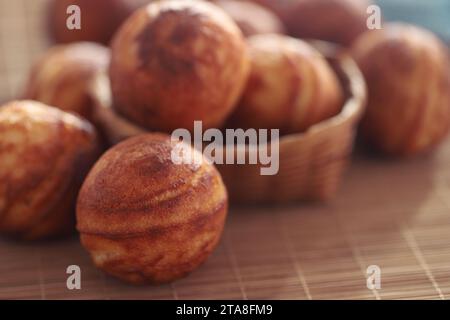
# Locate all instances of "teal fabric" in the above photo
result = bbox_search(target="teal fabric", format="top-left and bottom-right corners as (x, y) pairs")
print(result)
(376, 0), (450, 41)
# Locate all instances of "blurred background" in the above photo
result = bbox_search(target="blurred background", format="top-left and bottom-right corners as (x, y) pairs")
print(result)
(0, 0), (449, 105)
(377, 0), (450, 41)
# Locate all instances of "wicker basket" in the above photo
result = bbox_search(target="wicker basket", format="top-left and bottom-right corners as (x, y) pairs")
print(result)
(90, 42), (367, 203)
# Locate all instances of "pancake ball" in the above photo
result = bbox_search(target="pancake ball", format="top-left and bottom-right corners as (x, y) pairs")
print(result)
(23, 42), (110, 122)
(252, 0), (373, 46)
(213, 0), (285, 37)
(351, 23), (450, 156)
(109, 0), (250, 133)
(0, 101), (99, 240)
(228, 34), (344, 134)
(76, 133), (228, 284)
(48, 0), (150, 44)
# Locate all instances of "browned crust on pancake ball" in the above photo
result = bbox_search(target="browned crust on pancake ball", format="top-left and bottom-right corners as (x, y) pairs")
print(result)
(47, 0), (150, 45)
(0, 101), (99, 240)
(23, 42), (110, 122)
(351, 23), (450, 156)
(252, 0), (372, 46)
(76, 133), (228, 284)
(213, 0), (285, 37)
(109, 0), (250, 133)
(228, 34), (344, 135)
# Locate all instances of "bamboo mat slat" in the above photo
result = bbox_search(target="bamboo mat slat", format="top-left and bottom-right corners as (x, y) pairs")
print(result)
(1, 0), (450, 300)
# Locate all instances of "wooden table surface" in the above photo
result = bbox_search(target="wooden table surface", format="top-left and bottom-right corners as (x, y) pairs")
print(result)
(1, 0), (450, 300)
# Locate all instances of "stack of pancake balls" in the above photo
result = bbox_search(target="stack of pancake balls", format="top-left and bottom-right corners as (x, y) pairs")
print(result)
(0, 0), (449, 285)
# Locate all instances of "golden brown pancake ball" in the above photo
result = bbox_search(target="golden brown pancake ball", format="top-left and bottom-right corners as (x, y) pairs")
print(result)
(76, 133), (228, 284)
(228, 34), (343, 134)
(48, 0), (150, 45)
(0, 101), (99, 240)
(23, 42), (110, 122)
(109, 0), (250, 133)
(212, 0), (285, 37)
(351, 23), (450, 156)
(252, 0), (373, 46)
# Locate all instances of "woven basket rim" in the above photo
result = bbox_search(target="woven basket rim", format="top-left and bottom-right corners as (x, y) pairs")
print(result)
(90, 41), (367, 146)
(279, 52), (367, 145)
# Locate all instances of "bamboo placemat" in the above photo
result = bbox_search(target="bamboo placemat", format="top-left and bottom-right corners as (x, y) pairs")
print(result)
(1, 0), (450, 300)
(1, 147), (450, 300)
